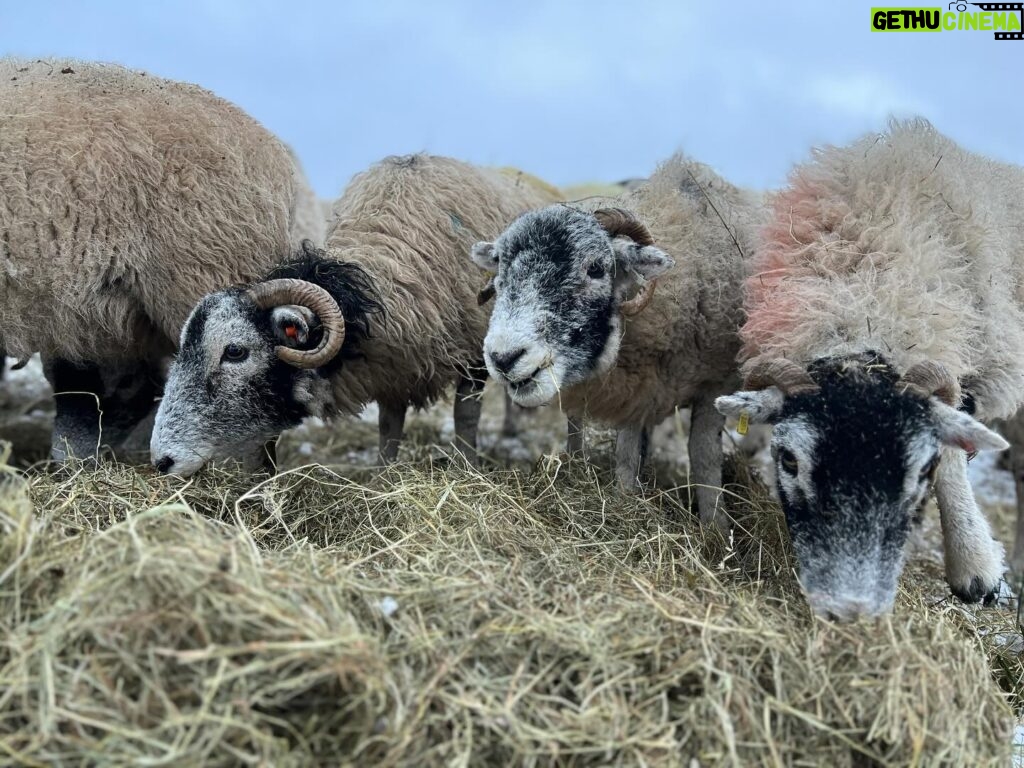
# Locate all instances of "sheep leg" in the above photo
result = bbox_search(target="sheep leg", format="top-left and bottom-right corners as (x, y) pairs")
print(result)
(454, 372), (486, 466)
(378, 403), (406, 464)
(615, 424), (650, 490)
(0, 347), (5, 381)
(43, 357), (156, 462)
(566, 413), (586, 457)
(689, 393), (727, 527)
(934, 447), (1005, 603)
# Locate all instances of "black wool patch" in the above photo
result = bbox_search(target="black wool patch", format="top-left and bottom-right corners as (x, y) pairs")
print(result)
(781, 354), (933, 524)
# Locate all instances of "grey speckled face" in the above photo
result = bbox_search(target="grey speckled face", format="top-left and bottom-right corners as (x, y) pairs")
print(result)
(470, 206), (673, 408)
(150, 291), (326, 476)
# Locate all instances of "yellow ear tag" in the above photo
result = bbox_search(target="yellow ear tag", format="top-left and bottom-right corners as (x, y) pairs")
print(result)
(737, 411), (749, 436)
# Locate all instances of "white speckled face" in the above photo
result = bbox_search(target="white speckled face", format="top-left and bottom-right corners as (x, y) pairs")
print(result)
(472, 205), (672, 408)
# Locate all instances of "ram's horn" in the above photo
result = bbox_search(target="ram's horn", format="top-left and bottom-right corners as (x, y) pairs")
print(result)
(898, 360), (959, 406)
(743, 357), (820, 395)
(620, 281), (656, 316)
(593, 208), (659, 316)
(246, 279), (345, 369)
(593, 207), (656, 246)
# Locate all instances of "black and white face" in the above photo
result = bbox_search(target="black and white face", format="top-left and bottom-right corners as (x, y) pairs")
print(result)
(150, 291), (330, 477)
(716, 359), (1007, 621)
(471, 206), (673, 407)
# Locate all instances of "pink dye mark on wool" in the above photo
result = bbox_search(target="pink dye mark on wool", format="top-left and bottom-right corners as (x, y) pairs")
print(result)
(740, 173), (835, 361)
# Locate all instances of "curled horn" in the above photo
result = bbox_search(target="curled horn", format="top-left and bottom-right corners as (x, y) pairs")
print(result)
(593, 207), (656, 247)
(620, 282), (656, 316)
(592, 208), (658, 317)
(246, 279), (346, 369)
(743, 357), (820, 395)
(898, 360), (959, 406)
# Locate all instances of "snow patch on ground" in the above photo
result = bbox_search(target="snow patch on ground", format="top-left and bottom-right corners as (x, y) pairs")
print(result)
(968, 449), (1016, 509)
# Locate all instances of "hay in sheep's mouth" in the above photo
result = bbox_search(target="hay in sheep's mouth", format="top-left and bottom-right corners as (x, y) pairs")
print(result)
(0, 447), (1019, 767)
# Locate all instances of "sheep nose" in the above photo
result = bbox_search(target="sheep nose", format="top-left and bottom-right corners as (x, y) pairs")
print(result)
(809, 594), (879, 623)
(154, 455), (175, 474)
(490, 348), (526, 375)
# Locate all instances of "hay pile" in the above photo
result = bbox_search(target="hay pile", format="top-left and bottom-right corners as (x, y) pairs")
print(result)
(0, 449), (1019, 766)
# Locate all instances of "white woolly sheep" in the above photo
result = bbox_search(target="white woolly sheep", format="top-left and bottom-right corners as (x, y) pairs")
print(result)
(470, 154), (765, 523)
(0, 58), (323, 461)
(149, 153), (560, 475)
(715, 120), (1018, 621)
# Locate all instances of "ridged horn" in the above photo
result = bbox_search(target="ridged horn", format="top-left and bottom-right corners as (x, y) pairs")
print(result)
(620, 281), (656, 316)
(743, 357), (820, 395)
(593, 207), (656, 246)
(593, 207), (659, 317)
(246, 279), (345, 369)
(898, 360), (959, 406)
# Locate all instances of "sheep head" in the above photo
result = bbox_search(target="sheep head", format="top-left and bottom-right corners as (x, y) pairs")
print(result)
(715, 353), (1006, 621)
(468, 204), (674, 408)
(151, 243), (382, 477)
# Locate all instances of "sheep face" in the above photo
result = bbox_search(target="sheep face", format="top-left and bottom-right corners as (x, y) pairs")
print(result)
(715, 357), (1006, 621)
(472, 206), (672, 408)
(150, 291), (328, 476)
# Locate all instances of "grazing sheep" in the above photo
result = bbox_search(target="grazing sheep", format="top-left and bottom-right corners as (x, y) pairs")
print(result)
(150, 154), (560, 475)
(470, 154), (765, 523)
(714, 120), (1017, 620)
(0, 58), (322, 461)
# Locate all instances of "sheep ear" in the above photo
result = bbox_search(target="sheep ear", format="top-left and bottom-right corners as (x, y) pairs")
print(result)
(932, 400), (1008, 453)
(715, 388), (785, 424)
(611, 238), (674, 279)
(471, 241), (498, 271)
(271, 306), (316, 348)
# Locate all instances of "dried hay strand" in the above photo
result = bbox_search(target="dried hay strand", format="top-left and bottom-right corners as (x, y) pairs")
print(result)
(0, 452), (1017, 767)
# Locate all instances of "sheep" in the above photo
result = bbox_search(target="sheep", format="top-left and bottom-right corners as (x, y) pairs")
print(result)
(149, 154), (561, 475)
(469, 154), (765, 523)
(0, 58), (323, 461)
(714, 120), (1018, 621)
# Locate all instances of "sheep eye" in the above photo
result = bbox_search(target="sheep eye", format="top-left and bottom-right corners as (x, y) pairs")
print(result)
(586, 262), (605, 280)
(778, 448), (799, 476)
(222, 344), (249, 363)
(919, 454), (940, 483)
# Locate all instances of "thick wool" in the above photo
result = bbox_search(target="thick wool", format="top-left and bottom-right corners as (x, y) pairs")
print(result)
(0, 58), (322, 367)
(322, 154), (559, 415)
(741, 120), (1024, 421)
(559, 155), (765, 427)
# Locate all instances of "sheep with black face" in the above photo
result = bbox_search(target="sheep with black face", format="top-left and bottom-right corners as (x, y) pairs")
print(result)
(471, 154), (765, 523)
(716, 121), (1019, 621)
(151, 154), (559, 475)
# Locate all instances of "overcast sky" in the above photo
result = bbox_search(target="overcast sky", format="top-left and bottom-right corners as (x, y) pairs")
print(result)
(4, 1), (1021, 198)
